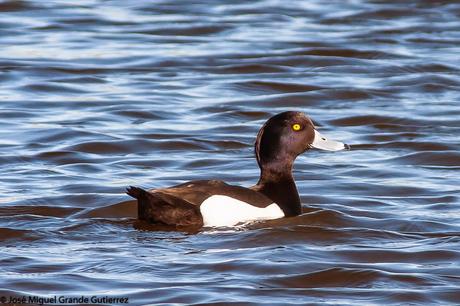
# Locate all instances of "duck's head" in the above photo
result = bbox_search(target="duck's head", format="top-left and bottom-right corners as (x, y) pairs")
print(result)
(255, 111), (348, 175)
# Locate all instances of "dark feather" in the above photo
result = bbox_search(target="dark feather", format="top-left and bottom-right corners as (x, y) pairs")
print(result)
(127, 186), (203, 227)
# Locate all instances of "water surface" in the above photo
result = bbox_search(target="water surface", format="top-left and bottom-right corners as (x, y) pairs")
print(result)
(1, 0), (460, 305)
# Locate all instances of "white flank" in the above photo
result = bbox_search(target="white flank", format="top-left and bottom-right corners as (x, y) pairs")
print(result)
(200, 195), (285, 227)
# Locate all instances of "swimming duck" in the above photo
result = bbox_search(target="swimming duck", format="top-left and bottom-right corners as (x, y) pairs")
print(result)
(127, 111), (347, 229)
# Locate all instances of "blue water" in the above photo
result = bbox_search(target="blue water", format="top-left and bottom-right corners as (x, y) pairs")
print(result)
(1, 0), (460, 304)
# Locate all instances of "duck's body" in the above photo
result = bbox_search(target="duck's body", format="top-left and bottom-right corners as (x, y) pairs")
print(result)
(127, 111), (347, 229)
(127, 180), (283, 228)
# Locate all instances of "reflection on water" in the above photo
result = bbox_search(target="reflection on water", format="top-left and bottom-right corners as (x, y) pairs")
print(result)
(1, 0), (460, 304)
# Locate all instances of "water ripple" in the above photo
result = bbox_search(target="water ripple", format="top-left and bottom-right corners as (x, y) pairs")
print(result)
(1, 0), (459, 304)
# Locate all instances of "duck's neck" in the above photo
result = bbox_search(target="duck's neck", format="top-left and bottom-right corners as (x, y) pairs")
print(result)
(253, 162), (301, 217)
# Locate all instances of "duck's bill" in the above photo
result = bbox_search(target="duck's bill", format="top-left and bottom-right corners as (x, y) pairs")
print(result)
(311, 130), (349, 151)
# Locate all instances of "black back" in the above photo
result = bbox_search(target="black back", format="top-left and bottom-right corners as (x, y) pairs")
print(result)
(153, 180), (273, 208)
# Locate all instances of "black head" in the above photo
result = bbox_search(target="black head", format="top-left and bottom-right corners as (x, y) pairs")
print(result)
(255, 111), (314, 171)
(255, 111), (346, 175)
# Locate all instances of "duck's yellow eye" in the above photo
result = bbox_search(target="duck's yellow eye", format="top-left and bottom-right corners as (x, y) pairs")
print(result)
(292, 124), (301, 131)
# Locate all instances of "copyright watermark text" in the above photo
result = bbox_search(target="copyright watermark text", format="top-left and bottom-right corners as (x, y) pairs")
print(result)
(0, 295), (129, 305)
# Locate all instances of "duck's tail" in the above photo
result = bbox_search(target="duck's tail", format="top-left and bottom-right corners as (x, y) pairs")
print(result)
(126, 186), (154, 221)
(126, 185), (203, 227)
(126, 186), (145, 199)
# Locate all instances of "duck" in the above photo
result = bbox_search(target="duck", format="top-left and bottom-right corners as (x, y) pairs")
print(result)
(127, 111), (348, 229)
